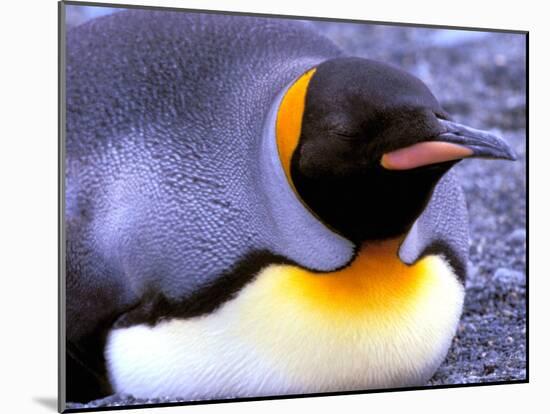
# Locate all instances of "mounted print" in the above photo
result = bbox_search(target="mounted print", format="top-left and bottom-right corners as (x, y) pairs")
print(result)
(59, 1), (528, 412)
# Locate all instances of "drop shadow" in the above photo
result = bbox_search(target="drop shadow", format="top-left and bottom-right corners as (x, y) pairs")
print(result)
(33, 397), (58, 412)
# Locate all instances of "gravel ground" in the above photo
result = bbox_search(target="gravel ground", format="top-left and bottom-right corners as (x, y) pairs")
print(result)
(65, 10), (527, 410)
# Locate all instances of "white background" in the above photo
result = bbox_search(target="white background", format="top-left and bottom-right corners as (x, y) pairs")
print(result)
(0, 0), (544, 413)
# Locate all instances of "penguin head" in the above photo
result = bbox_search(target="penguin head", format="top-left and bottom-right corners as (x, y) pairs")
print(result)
(276, 57), (516, 243)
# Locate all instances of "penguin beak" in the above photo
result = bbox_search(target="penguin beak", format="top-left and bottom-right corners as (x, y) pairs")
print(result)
(381, 119), (516, 170)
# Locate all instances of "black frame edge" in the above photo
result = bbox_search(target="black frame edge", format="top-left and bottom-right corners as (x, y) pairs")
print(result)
(59, 1), (67, 413)
(524, 31), (530, 384)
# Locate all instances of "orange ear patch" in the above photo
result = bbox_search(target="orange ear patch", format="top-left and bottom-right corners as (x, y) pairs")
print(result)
(276, 68), (317, 187)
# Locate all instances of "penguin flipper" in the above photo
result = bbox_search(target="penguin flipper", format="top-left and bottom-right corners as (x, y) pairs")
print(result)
(398, 169), (469, 281)
(66, 338), (113, 402)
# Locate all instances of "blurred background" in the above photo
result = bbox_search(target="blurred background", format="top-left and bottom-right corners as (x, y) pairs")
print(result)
(66, 4), (526, 390)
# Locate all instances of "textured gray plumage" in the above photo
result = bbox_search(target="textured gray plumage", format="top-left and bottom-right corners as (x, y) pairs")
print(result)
(66, 10), (355, 341)
(65, 8), (468, 355)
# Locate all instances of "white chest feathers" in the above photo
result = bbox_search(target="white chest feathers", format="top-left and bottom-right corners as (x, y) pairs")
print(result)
(106, 244), (464, 401)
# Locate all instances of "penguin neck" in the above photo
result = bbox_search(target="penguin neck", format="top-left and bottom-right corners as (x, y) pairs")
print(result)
(289, 163), (449, 244)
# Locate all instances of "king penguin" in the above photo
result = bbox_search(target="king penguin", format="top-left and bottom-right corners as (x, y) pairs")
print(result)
(65, 10), (516, 403)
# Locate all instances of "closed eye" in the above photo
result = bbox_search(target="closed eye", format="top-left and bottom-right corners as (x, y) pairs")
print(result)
(333, 130), (361, 141)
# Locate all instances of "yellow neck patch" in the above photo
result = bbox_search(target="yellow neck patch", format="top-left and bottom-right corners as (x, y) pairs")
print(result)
(266, 238), (445, 320)
(276, 68), (317, 187)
